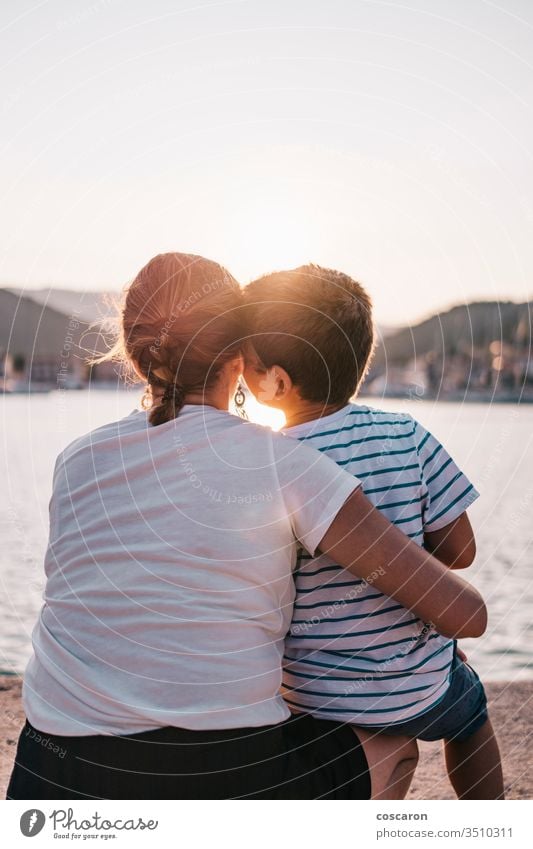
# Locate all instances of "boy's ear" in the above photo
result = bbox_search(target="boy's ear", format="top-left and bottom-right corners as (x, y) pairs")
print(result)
(272, 366), (293, 398)
(257, 365), (293, 403)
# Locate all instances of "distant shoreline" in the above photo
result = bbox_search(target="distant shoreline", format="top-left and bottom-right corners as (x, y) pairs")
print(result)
(369, 394), (533, 405)
(1, 385), (532, 404)
(1, 676), (531, 799)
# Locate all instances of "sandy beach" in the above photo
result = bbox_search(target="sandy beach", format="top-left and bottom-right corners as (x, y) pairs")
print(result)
(0, 675), (531, 799)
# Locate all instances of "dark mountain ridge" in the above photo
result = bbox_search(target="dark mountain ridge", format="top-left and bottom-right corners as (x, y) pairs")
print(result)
(372, 300), (531, 367)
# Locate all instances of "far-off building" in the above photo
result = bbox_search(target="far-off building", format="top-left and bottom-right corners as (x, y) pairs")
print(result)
(0, 288), (119, 389)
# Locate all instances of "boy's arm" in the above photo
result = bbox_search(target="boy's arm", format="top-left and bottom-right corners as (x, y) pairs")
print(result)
(414, 418), (479, 570)
(424, 512), (476, 569)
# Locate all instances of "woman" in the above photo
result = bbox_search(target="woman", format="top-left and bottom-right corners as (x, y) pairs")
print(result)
(7, 253), (486, 799)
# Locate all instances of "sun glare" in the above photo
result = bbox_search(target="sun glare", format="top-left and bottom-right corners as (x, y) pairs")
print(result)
(220, 189), (320, 282)
(236, 392), (286, 430)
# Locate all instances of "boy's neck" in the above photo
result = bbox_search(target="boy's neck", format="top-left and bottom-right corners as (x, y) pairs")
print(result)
(283, 400), (348, 429)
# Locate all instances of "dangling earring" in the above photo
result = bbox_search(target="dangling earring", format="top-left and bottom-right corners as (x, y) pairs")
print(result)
(234, 382), (248, 419)
(141, 384), (152, 410)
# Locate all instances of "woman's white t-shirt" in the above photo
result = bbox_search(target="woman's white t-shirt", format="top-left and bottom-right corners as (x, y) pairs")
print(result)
(24, 405), (360, 735)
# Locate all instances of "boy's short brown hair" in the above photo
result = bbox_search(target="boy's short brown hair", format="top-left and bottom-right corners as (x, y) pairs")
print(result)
(243, 264), (374, 405)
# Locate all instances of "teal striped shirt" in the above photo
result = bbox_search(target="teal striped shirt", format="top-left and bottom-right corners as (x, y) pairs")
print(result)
(282, 403), (479, 726)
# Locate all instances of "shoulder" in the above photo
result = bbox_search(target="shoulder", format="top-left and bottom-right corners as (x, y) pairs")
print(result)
(217, 415), (279, 451)
(57, 410), (147, 467)
(349, 402), (412, 422)
(270, 429), (346, 481)
(270, 427), (315, 457)
(345, 403), (418, 439)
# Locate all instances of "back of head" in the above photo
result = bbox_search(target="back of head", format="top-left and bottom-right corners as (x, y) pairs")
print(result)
(103, 253), (243, 425)
(243, 264), (374, 405)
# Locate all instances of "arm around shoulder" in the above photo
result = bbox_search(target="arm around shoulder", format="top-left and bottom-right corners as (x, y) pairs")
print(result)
(318, 489), (487, 640)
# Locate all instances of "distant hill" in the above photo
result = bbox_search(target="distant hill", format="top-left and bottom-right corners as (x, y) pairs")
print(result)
(371, 300), (532, 370)
(2, 287), (531, 396)
(4, 287), (117, 327)
(0, 287), (120, 388)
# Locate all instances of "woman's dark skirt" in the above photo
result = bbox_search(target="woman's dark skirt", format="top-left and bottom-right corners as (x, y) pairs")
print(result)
(7, 714), (370, 800)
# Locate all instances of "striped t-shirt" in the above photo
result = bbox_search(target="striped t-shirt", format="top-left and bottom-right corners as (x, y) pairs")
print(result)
(282, 403), (479, 726)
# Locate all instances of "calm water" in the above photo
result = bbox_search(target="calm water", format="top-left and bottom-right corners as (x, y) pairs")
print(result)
(1, 390), (532, 680)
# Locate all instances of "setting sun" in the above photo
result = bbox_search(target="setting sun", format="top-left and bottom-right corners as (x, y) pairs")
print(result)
(224, 198), (316, 280)
(235, 390), (286, 430)
(247, 397), (286, 430)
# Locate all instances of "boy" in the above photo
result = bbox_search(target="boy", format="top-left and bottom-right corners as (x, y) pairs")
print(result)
(242, 265), (503, 800)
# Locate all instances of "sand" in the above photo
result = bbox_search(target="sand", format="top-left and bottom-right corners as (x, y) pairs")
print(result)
(0, 676), (531, 799)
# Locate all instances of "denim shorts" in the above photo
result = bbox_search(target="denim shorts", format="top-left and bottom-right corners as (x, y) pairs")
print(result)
(383, 650), (488, 743)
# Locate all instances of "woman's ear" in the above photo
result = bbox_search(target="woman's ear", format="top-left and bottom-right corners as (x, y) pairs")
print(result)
(221, 353), (245, 395)
(234, 352), (245, 374)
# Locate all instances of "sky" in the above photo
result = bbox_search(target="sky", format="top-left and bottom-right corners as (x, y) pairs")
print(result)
(1, 0), (533, 326)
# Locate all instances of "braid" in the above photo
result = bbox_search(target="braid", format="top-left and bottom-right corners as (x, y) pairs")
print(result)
(149, 381), (186, 426)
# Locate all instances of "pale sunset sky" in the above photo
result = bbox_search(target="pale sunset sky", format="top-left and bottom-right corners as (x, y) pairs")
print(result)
(1, 0), (532, 325)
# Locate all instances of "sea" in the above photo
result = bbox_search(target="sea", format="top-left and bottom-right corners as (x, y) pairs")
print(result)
(1, 389), (532, 680)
